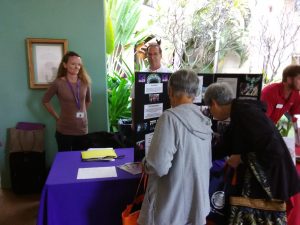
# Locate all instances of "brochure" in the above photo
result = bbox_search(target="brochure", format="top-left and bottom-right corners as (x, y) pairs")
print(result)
(118, 162), (142, 175)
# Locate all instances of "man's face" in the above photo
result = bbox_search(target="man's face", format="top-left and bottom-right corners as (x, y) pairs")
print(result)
(147, 46), (162, 70)
(287, 74), (300, 91)
(209, 100), (229, 121)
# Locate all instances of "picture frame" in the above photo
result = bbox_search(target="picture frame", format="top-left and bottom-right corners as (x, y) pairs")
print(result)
(26, 38), (68, 89)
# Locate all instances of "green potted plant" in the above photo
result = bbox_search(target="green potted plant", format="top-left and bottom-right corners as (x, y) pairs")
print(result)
(107, 60), (134, 132)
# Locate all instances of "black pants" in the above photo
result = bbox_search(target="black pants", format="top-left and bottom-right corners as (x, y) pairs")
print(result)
(55, 131), (87, 151)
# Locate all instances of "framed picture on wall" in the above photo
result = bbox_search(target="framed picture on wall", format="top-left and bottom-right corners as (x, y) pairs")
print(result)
(26, 38), (68, 89)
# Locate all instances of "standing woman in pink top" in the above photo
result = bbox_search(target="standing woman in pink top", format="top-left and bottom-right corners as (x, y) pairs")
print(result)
(42, 51), (92, 151)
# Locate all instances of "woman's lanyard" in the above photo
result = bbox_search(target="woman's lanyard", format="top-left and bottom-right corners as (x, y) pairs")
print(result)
(66, 78), (81, 110)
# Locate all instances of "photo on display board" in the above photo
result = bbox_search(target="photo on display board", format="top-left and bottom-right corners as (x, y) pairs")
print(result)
(149, 93), (160, 103)
(239, 75), (261, 97)
(149, 120), (157, 131)
(137, 122), (148, 133)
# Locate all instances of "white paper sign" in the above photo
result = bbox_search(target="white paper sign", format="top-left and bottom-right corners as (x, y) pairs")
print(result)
(144, 83), (163, 94)
(145, 132), (154, 155)
(77, 166), (117, 179)
(193, 76), (203, 103)
(144, 103), (163, 119)
(216, 77), (238, 98)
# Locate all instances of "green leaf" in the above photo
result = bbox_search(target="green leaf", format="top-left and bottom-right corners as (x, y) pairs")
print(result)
(105, 15), (115, 55)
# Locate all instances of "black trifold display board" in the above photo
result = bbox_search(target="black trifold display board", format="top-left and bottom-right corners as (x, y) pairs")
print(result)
(133, 72), (263, 161)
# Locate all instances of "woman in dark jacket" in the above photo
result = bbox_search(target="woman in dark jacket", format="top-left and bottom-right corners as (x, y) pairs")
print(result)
(204, 82), (300, 224)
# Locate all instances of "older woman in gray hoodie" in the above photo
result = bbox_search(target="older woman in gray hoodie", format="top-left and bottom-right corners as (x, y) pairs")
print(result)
(138, 69), (213, 225)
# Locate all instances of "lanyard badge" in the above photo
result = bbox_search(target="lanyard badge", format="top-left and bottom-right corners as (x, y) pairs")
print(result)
(66, 79), (84, 118)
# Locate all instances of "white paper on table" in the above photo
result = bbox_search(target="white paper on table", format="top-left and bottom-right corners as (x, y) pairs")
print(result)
(77, 166), (117, 179)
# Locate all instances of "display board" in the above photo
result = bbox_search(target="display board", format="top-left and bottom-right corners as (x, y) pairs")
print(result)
(133, 72), (263, 161)
(134, 72), (171, 160)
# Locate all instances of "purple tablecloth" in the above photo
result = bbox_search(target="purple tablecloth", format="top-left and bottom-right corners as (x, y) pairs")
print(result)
(37, 148), (140, 225)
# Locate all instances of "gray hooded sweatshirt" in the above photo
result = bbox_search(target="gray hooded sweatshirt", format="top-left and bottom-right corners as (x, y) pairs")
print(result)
(138, 103), (212, 225)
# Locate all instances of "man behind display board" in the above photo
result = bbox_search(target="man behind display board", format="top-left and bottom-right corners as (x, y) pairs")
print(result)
(131, 42), (172, 129)
(261, 65), (300, 144)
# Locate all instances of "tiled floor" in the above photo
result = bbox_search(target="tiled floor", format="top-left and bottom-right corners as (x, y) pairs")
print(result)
(0, 188), (40, 225)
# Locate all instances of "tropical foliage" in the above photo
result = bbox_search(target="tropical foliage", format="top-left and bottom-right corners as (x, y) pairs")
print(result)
(105, 0), (149, 132)
(152, 0), (251, 72)
(107, 61), (135, 132)
(276, 115), (293, 137)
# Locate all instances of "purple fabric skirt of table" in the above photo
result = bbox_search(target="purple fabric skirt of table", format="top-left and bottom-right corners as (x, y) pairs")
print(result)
(37, 148), (140, 225)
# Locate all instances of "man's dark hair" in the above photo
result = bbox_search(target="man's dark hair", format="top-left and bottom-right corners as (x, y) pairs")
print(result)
(282, 65), (300, 82)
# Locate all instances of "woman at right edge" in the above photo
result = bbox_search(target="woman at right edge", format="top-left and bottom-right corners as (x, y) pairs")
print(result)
(204, 82), (300, 224)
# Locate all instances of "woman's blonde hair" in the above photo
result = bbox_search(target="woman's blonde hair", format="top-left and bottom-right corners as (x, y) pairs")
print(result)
(56, 51), (91, 85)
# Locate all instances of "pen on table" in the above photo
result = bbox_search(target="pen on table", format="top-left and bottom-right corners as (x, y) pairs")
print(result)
(82, 155), (125, 162)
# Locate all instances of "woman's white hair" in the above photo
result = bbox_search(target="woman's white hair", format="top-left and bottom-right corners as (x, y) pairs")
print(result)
(204, 82), (234, 106)
(168, 69), (199, 98)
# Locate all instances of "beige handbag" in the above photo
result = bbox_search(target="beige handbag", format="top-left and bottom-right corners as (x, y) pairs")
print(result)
(8, 128), (45, 153)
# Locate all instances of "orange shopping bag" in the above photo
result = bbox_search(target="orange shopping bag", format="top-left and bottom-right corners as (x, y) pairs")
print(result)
(122, 173), (147, 225)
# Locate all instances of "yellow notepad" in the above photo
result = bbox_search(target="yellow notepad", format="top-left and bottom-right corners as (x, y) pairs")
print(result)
(81, 148), (117, 160)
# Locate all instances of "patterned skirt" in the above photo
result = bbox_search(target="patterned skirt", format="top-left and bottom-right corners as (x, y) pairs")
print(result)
(228, 152), (287, 225)
(228, 196), (286, 225)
